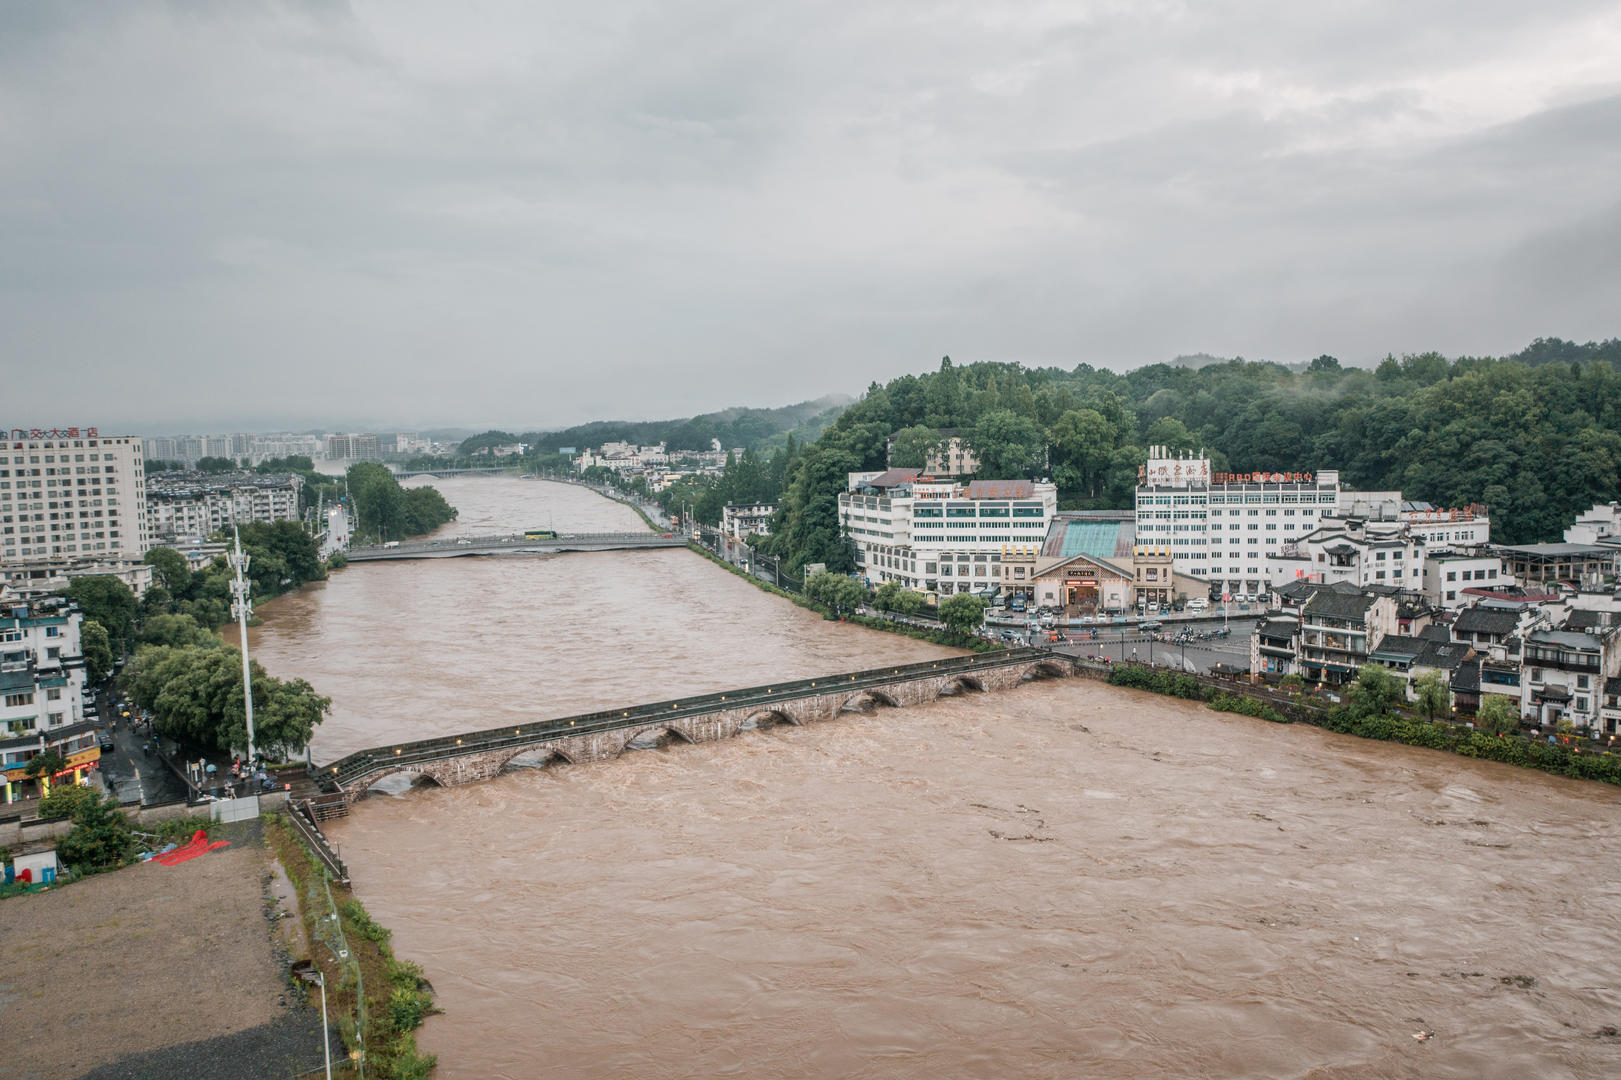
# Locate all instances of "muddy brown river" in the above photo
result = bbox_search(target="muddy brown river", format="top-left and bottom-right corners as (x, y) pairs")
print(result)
(244, 479), (1621, 1078)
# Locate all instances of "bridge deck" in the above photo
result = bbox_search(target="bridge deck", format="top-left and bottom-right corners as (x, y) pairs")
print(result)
(320, 648), (1063, 791)
(345, 532), (683, 561)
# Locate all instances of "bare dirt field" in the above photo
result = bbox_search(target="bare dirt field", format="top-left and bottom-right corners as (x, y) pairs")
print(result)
(0, 822), (323, 1080)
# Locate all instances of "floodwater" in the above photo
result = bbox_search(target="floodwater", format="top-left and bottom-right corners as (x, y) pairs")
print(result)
(254, 479), (1621, 1078)
(328, 684), (1621, 1079)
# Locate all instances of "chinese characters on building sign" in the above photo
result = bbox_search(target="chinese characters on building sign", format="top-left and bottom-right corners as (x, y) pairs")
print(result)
(1137, 460), (1312, 485)
(1139, 459), (1212, 486)
(1210, 471), (1312, 483)
(10, 427), (100, 440)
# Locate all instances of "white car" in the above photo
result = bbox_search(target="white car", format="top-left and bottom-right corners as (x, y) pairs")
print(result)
(1188, 598), (1209, 611)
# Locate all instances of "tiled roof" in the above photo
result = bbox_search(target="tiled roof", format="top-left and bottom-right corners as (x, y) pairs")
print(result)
(862, 468), (920, 489)
(1454, 606), (1519, 635)
(1451, 659), (1481, 694)
(1304, 591), (1378, 620)
(1415, 640), (1473, 670)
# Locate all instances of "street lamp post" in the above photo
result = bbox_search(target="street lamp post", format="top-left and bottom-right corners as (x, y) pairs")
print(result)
(227, 527), (256, 765)
(293, 964), (333, 1080)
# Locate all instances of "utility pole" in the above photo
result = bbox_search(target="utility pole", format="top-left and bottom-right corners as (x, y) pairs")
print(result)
(228, 527), (257, 765)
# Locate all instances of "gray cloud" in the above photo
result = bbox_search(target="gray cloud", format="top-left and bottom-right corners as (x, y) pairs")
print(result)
(1, 0), (1618, 432)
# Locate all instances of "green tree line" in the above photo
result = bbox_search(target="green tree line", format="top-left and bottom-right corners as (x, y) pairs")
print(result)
(345, 462), (457, 542)
(460, 393), (850, 457)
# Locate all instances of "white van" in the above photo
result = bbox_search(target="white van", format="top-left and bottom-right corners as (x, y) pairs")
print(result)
(1188, 597), (1208, 611)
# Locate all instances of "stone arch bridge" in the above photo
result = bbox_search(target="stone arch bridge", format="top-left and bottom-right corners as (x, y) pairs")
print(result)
(316, 648), (1074, 806)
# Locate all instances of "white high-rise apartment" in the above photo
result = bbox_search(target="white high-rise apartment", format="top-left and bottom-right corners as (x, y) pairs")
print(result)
(1, 429), (149, 564)
(1134, 446), (1340, 599)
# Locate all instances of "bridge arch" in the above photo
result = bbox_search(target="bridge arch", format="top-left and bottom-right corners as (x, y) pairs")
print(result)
(841, 689), (900, 712)
(741, 709), (796, 729)
(345, 765), (445, 801)
(1023, 659), (1073, 681)
(620, 725), (696, 752)
(501, 745), (575, 770)
(945, 674), (986, 694)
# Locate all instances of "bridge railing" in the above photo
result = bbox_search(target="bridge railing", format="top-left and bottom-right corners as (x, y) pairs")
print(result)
(319, 648), (1064, 789)
(347, 532), (680, 556)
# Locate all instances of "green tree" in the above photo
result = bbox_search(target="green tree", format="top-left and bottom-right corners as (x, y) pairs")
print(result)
(968, 410), (1046, 479)
(39, 781), (101, 821)
(143, 546), (192, 596)
(1049, 408), (1116, 498)
(55, 794), (135, 872)
(195, 456), (236, 473)
(873, 581), (925, 617)
(804, 572), (868, 616)
(1413, 670), (1451, 722)
(1348, 665), (1405, 717)
(80, 620), (114, 683)
(938, 593), (987, 637)
(138, 613), (219, 650)
(125, 643), (330, 758)
(1476, 694), (1521, 735)
(24, 749), (66, 783)
(888, 425), (944, 470)
(59, 576), (138, 656)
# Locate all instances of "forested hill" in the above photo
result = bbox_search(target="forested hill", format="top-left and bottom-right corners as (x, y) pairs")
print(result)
(460, 394), (852, 456)
(749, 337), (1621, 573)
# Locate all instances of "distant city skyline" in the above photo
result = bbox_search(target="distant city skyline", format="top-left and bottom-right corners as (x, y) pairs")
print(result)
(4, 3), (1618, 430)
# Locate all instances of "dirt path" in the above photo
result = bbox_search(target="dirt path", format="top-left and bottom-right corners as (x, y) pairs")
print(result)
(0, 822), (323, 1080)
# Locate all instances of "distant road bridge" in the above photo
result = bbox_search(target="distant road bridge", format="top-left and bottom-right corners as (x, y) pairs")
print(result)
(310, 649), (1074, 809)
(344, 532), (684, 561)
(390, 466), (521, 479)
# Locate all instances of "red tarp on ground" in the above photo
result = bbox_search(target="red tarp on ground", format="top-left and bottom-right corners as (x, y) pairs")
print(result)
(154, 829), (230, 866)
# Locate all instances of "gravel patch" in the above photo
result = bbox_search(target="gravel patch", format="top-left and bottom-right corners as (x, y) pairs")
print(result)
(74, 1012), (328, 1080)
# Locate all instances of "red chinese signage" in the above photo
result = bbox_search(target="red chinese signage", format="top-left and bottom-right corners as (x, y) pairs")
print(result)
(10, 427), (99, 440)
(1211, 471), (1312, 483)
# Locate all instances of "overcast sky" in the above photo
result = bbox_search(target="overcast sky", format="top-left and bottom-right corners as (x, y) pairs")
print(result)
(3, 1), (1619, 434)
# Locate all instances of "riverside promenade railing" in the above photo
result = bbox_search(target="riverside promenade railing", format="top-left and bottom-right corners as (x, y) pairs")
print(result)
(318, 648), (1064, 792)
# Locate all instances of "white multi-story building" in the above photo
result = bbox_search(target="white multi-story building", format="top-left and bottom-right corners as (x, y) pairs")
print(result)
(721, 503), (776, 541)
(839, 470), (1057, 596)
(143, 434), (249, 464)
(576, 442), (669, 473)
(1, 599), (99, 804)
(1566, 501), (1621, 545)
(1422, 548), (1511, 608)
(1134, 447), (1340, 599)
(146, 471), (303, 542)
(1, 430), (149, 565)
(247, 433), (324, 464)
(1400, 503), (1490, 546)
(1521, 628), (1620, 731)
(1265, 518), (1427, 593)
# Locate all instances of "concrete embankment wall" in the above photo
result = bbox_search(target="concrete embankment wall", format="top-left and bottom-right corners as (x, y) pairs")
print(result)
(1, 791), (288, 850)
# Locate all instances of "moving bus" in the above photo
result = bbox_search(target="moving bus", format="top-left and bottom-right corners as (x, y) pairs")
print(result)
(524, 529), (557, 540)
